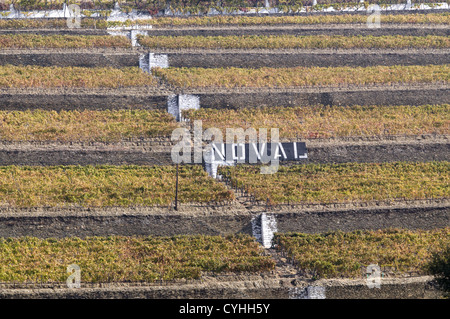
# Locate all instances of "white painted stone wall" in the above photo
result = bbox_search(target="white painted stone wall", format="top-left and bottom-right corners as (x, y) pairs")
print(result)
(139, 54), (150, 73)
(107, 25), (153, 30)
(130, 29), (147, 47)
(1, 3), (448, 19)
(251, 214), (262, 246)
(251, 213), (277, 248)
(204, 143), (236, 178)
(107, 29), (149, 47)
(260, 213), (277, 248)
(149, 53), (169, 69)
(206, 159), (235, 179)
(0, 3), (155, 19)
(167, 95), (179, 120)
(289, 286), (326, 299)
(179, 95), (200, 119)
(167, 95), (200, 122)
(157, 3), (447, 16)
(139, 53), (169, 73)
(107, 30), (129, 38)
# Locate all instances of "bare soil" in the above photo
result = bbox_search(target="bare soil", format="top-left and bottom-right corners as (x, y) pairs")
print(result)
(178, 82), (450, 94)
(0, 198), (448, 217)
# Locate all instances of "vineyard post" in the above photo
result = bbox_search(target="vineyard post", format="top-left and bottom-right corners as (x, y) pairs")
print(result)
(175, 162), (179, 211)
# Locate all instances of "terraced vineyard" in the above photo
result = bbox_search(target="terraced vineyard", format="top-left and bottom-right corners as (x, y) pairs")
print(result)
(0, 35), (131, 49)
(0, 7), (448, 299)
(275, 228), (450, 278)
(146, 12), (450, 26)
(184, 104), (450, 138)
(2, 105), (446, 142)
(2, 1), (448, 17)
(0, 12), (448, 30)
(0, 165), (234, 207)
(219, 162), (449, 204)
(138, 35), (450, 49)
(0, 18), (106, 29)
(0, 235), (273, 283)
(153, 64), (449, 88)
(0, 109), (178, 141)
(0, 65), (156, 88)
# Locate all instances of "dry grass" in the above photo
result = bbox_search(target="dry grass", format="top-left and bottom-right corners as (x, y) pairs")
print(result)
(154, 65), (450, 88)
(0, 18), (105, 29)
(184, 104), (450, 139)
(147, 12), (450, 26)
(0, 235), (274, 282)
(0, 13), (446, 29)
(0, 109), (178, 141)
(0, 34), (131, 49)
(0, 165), (234, 207)
(219, 162), (450, 204)
(275, 228), (450, 278)
(0, 65), (156, 88)
(138, 35), (450, 49)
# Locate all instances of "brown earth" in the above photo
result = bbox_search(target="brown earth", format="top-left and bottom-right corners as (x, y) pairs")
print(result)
(179, 83), (450, 108)
(150, 48), (450, 68)
(0, 275), (442, 299)
(4, 48), (449, 68)
(0, 87), (172, 110)
(0, 199), (447, 238)
(0, 135), (447, 165)
(0, 48), (142, 68)
(148, 23), (450, 37)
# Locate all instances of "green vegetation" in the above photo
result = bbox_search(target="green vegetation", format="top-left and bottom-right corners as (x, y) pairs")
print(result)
(153, 65), (450, 88)
(3, 1), (448, 18)
(184, 104), (450, 139)
(275, 228), (450, 278)
(0, 235), (274, 283)
(147, 12), (450, 27)
(0, 109), (178, 141)
(0, 34), (131, 49)
(0, 13), (447, 29)
(219, 162), (449, 204)
(138, 35), (450, 49)
(0, 18), (106, 29)
(0, 165), (234, 207)
(427, 246), (450, 298)
(0, 65), (156, 88)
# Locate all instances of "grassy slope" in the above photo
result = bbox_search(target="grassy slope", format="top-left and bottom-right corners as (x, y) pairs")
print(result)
(275, 228), (450, 278)
(0, 109), (179, 141)
(0, 65), (156, 88)
(0, 235), (274, 282)
(139, 35), (450, 49)
(219, 162), (449, 204)
(0, 165), (234, 207)
(0, 34), (131, 49)
(153, 64), (450, 88)
(184, 104), (450, 139)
